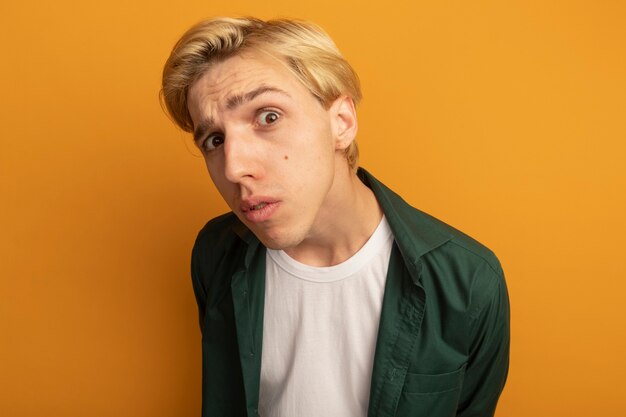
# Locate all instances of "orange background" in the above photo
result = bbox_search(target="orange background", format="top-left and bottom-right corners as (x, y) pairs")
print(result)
(1, 1), (625, 416)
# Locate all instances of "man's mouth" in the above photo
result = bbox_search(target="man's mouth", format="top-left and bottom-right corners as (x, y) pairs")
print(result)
(241, 198), (278, 213)
(240, 199), (279, 223)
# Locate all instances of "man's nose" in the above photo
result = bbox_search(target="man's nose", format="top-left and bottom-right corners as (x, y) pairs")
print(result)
(223, 130), (261, 184)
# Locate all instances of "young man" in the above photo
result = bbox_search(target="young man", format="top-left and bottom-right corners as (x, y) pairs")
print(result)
(161, 17), (509, 417)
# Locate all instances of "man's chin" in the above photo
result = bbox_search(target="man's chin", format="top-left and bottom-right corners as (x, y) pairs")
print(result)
(253, 230), (302, 252)
(241, 216), (308, 251)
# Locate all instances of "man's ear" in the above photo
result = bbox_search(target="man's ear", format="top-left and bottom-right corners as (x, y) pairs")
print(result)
(330, 96), (358, 150)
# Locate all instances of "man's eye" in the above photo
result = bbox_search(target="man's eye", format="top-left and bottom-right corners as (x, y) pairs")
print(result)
(202, 133), (224, 152)
(257, 110), (280, 126)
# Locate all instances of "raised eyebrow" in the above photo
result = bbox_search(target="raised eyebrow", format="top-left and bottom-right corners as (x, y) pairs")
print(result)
(193, 86), (289, 142)
(226, 86), (290, 111)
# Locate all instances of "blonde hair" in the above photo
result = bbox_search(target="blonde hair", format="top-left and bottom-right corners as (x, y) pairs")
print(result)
(160, 17), (362, 170)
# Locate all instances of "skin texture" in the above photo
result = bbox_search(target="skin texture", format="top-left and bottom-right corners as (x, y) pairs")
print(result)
(187, 51), (381, 266)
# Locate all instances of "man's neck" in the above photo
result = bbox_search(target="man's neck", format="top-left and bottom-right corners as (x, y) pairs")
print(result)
(283, 167), (383, 267)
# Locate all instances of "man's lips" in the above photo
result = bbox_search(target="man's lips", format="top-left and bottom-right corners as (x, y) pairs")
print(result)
(240, 198), (280, 223)
(241, 197), (279, 212)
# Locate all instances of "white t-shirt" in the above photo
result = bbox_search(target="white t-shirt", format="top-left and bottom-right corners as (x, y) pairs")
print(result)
(259, 216), (394, 417)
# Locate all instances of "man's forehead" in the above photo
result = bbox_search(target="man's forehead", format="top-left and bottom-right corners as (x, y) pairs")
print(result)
(194, 51), (297, 97)
(188, 51), (309, 121)
(189, 66), (294, 115)
(224, 85), (291, 110)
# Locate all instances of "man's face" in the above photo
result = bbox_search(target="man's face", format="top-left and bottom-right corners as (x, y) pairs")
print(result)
(187, 51), (353, 250)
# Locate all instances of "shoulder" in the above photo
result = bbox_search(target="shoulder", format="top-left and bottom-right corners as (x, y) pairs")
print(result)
(194, 212), (241, 253)
(191, 212), (249, 281)
(370, 175), (505, 309)
(360, 167), (501, 277)
(413, 210), (506, 317)
(420, 210), (503, 278)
